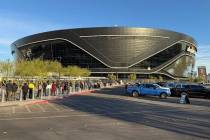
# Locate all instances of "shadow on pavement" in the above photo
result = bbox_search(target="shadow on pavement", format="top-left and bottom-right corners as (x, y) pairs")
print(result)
(51, 89), (210, 139)
(96, 86), (210, 108)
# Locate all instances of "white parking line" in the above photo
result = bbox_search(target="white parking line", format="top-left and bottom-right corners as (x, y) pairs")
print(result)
(36, 104), (46, 112)
(0, 111), (163, 121)
(47, 103), (61, 111)
(12, 107), (15, 114)
(25, 105), (32, 113)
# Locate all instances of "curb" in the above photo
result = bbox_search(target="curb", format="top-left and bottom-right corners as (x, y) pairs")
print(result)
(49, 90), (96, 102)
(0, 89), (99, 107)
(0, 100), (49, 107)
(25, 100), (49, 105)
(0, 103), (19, 107)
(68, 90), (96, 96)
(0, 90), (96, 107)
(27, 90), (96, 105)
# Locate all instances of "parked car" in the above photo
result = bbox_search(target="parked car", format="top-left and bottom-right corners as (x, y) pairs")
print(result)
(157, 82), (177, 88)
(156, 82), (180, 96)
(126, 83), (171, 99)
(171, 83), (210, 98)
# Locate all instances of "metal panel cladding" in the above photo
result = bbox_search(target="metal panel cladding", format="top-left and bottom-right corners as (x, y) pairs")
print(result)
(11, 27), (197, 79)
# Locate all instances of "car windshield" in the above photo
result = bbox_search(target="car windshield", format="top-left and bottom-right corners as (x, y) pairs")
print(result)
(153, 84), (161, 88)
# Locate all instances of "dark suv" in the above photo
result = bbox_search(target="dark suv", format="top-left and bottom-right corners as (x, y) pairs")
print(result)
(171, 84), (210, 98)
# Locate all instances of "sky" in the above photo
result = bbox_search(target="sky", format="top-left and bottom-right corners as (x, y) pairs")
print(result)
(0, 0), (209, 73)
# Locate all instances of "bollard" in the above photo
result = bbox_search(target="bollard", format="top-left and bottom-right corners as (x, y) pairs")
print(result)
(19, 89), (23, 102)
(72, 86), (75, 93)
(32, 89), (35, 100)
(1, 89), (5, 103)
(179, 93), (190, 104)
(68, 87), (71, 95)
(60, 87), (62, 96)
(48, 89), (51, 98)
(40, 88), (43, 99)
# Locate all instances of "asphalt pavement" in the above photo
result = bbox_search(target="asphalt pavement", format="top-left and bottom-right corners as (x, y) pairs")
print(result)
(105, 86), (210, 107)
(0, 86), (209, 140)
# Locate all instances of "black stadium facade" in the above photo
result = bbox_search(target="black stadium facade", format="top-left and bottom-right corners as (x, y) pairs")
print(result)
(11, 27), (197, 79)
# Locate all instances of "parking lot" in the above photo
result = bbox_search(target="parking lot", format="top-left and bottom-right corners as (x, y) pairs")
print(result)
(0, 86), (209, 140)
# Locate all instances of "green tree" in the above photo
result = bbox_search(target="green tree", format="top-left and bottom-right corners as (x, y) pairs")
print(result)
(193, 76), (203, 83)
(45, 60), (62, 78)
(107, 73), (117, 81)
(15, 59), (61, 78)
(15, 59), (91, 78)
(128, 73), (137, 81)
(80, 68), (91, 77)
(158, 75), (163, 82)
(16, 60), (33, 77)
(0, 59), (14, 78)
(62, 66), (90, 77)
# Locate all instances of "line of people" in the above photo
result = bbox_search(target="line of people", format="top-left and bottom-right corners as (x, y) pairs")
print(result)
(0, 80), (96, 101)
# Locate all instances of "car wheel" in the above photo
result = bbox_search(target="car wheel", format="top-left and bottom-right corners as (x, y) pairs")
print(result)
(132, 91), (139, 97)
(160, 93), (167, 99)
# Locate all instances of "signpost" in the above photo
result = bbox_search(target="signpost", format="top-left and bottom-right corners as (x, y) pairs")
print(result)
(179, 93), (190, 104)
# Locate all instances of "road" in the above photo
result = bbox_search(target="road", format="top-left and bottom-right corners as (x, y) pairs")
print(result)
(122, 88), (210, 108)
(0, 86), (209, 140)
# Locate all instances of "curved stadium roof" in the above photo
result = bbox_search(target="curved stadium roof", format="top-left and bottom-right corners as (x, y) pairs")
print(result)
(12, 27), (197, 68)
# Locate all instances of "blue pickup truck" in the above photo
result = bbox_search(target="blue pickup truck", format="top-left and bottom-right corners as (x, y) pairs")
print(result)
(126, 83), (171, 99)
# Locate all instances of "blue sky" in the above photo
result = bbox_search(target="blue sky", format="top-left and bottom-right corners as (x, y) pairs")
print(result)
(0, 0), (209, 73)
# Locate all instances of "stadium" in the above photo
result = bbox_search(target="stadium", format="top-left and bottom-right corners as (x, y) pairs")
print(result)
(11, 27), (197, 79)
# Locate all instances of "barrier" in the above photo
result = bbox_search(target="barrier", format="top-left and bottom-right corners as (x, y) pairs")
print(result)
(1, 89), (5, 103)
(0, 86), (95, 103)
(19, 89), (23, 102)
(0, 81), (121, 104)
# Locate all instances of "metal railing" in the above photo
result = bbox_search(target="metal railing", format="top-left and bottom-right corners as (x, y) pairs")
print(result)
(0, 82), (122, 103)
(0, 85), (93, 103)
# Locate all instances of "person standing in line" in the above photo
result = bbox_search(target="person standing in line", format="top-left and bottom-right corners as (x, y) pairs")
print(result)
(51, 81), (56, 96)
(22, 83), (29, 100)
(46, 81), (52, 96)
(12, 81), (18, 101)
(64, 81), (68, 94)
(28, 81), (35, 99)
(56, 80), (60, 95)
(80, 81), (84, 91)
(42, 82), (47, 96)
(69, 81), (73, 93)
(36, 82), (42, 98)
(0, 81), (6, 101)
(61, 82), (65, 94)
(6, 80), (13, 101)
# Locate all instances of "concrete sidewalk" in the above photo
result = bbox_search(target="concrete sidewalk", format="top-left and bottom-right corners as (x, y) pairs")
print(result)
(0, 89), (96, 107)
(0, 99), (48, 107)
